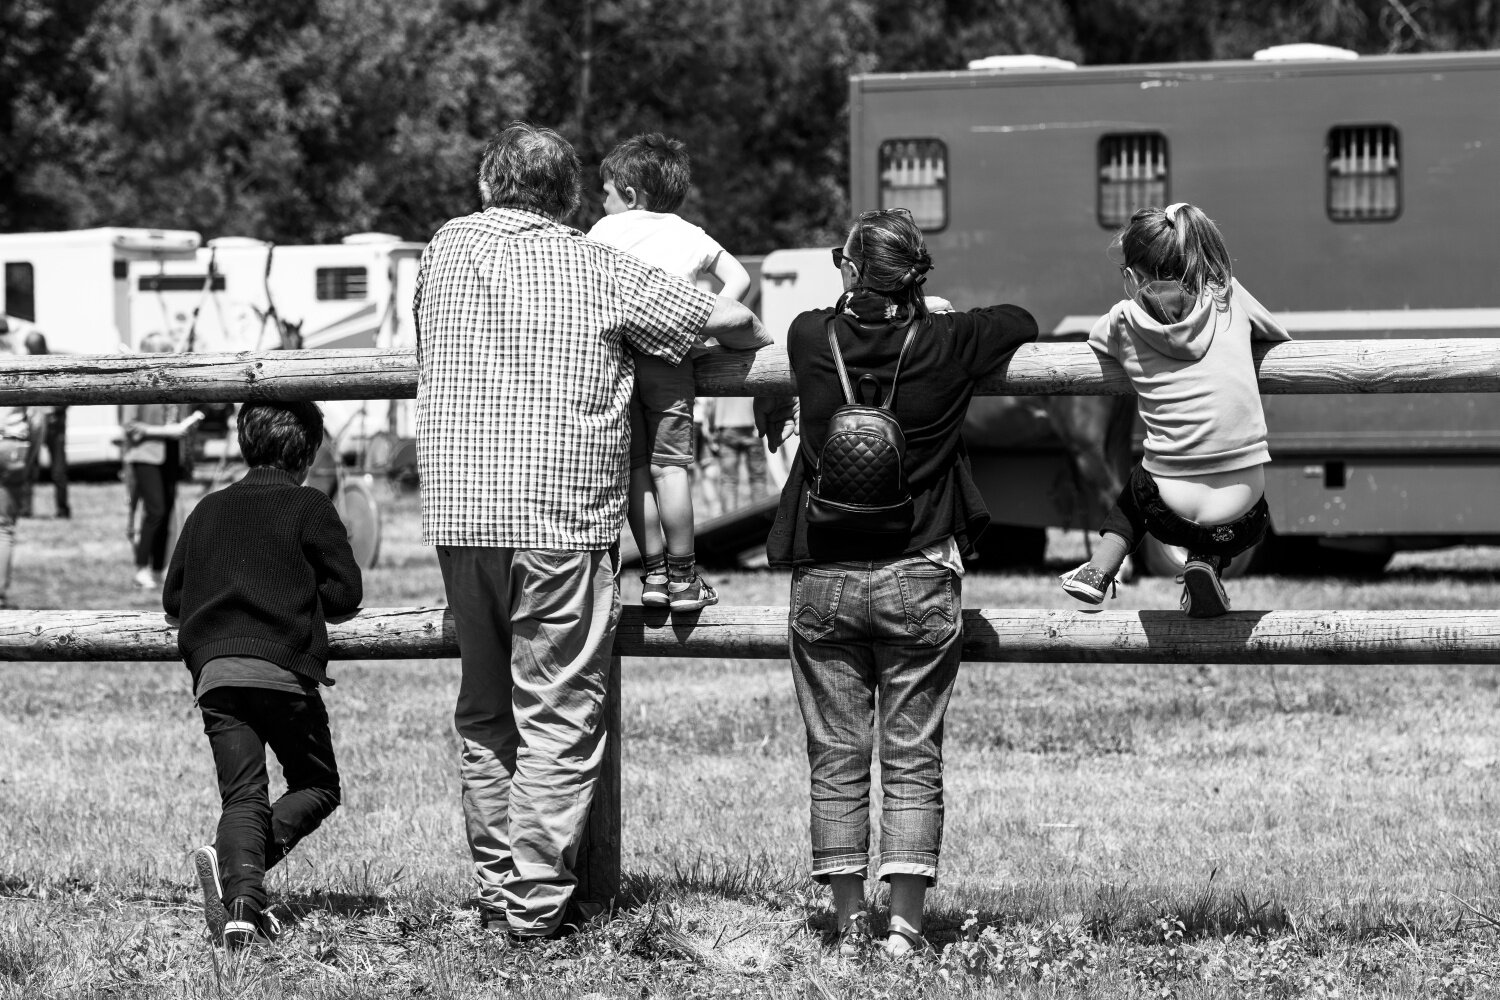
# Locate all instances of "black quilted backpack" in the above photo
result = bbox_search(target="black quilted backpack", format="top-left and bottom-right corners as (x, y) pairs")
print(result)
(805, 318), (920, 534)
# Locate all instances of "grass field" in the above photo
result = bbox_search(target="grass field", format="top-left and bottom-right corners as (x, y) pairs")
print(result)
(2, 478), (1499, 998)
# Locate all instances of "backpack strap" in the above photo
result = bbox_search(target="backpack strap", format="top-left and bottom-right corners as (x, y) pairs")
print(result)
(824, 317), (922, 410)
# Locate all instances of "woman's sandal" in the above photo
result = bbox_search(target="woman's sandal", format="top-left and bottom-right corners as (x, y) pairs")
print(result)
(883, 925), (930, 958)
(838, 911), (873, 959)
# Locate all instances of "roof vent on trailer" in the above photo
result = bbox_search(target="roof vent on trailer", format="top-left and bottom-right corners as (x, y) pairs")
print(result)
(1253, 43), (1359, 61)
(342, 232), (405, 245)
(967, 54), (1077, 71)
(206, 237), (272, 249)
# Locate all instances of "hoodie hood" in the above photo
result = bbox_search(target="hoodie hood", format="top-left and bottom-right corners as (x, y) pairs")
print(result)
(1122, 281), (1228, 361)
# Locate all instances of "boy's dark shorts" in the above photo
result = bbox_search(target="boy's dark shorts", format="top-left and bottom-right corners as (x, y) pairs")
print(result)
(1101, 462), (1270, 561)
(630, 352), (696, 470)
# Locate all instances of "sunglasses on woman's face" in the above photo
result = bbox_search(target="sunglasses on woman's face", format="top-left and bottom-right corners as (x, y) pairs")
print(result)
(831, 247), (850, 269)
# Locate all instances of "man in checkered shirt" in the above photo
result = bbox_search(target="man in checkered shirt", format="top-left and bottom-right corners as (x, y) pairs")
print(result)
(415, 122), (770, 941)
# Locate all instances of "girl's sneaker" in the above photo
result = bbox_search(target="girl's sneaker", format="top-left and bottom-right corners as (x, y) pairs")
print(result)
(639, 572), (669, 607)
(191, 846), (228, 941)
(1059, 563), (1117, 604)
(668, 575), (718, 613)
(1179, 558), (1230, 618)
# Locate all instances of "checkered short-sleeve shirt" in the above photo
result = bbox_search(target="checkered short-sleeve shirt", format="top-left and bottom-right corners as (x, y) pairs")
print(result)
(415, 208), (715, 549)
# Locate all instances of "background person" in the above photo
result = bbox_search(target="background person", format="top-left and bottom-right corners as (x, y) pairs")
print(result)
(708, 394), (770, 511)
(415, 121), (768, 943)
(0, 319), (32, 609)
(122, 332), (202, 590)
(766, 209), (1037, 958)
(586, 132), (759, 612)
(20, 330), (69, 519)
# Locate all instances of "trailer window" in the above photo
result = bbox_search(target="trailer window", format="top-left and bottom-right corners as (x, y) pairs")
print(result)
(878, 139), (947, 231)
(1098, 134), (1168, 229)
(1327, 125), (1400, 222)
(3, 262), (35, 322)
(136, 274), (227, 293)
(316, 267), (368, 300)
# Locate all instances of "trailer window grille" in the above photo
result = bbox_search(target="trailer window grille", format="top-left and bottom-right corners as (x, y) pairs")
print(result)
(316, 267), (368, 300)
(1327, 125), (1400, 222)
(3, 262), (35, 322)
(136, 274), (227, 293)
(878, 139), (947, 231)
(1098, 134), (1168, 228)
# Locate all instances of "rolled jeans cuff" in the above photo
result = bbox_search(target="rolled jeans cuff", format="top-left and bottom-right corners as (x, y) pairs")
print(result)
(811, 852), (868, 884)
(876, 853), (938, 886)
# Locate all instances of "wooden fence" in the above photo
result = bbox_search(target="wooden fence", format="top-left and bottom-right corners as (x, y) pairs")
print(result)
(5, 338), (1499, 902)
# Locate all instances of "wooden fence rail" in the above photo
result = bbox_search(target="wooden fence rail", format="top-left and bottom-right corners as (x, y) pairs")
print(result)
(5, 341), (1499, 906)
(2, 338), (1500, 404)
(4, 607), (1499, 665)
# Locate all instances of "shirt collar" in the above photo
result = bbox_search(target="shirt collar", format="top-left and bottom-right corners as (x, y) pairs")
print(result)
(239, 466), (303, 487)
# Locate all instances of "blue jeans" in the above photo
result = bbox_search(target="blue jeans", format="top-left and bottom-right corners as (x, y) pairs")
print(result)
(788, 555), (962, 885)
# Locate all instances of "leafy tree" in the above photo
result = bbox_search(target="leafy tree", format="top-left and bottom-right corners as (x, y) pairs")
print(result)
(0, 0), (110, 230)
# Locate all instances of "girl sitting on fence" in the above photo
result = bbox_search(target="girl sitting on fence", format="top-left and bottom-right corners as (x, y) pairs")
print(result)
(1059, 202), (1291, 617)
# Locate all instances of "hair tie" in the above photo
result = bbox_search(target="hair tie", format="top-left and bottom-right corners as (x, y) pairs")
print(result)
(1164, 203), (1188, 226)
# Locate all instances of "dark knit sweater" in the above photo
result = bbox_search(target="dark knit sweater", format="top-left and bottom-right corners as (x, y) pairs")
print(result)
(767, 303), (1038, 566)
(162, 467), (363, 687)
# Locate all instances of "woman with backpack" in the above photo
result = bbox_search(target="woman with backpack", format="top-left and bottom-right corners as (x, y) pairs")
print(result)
(765, 209), (1037, 958)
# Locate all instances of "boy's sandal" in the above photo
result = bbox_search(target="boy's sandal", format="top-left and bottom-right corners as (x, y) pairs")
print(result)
(639, 571), (670, 607)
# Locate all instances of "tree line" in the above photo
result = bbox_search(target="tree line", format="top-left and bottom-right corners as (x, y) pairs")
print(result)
(3, 0), (1496, 254)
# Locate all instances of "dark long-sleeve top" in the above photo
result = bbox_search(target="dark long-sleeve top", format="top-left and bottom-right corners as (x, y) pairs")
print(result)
(766, 303), (1038, 567)
(163, 467), (363, 687)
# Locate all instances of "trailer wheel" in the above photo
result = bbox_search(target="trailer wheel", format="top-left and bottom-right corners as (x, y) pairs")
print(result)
(972, 524), (1047, 569)
(1261, 533), (1391, 576)
(337, 474), (382, 570)
(1137, 535), (1264, 580)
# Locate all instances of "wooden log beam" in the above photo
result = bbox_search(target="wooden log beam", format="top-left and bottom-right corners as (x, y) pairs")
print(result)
(2, 338), (1499, 405)
(1, 606), (1497, 664)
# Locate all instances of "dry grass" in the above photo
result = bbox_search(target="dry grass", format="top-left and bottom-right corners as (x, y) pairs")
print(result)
(2, 478), (1499, 997)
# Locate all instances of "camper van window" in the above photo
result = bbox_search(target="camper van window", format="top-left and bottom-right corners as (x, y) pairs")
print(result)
(877, 139), (947, 231)
(1327, 125), (1400, 222)
(1098, 134), (1168, 229)
(316, 267), (368, 301)
(3, 263), (36, 322)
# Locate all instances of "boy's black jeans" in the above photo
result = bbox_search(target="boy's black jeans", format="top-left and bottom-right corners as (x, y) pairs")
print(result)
(200, 687), (341, 909)
(1100, 462), (1270, 567)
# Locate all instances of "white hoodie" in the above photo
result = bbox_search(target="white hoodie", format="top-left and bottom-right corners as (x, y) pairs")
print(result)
(1088, 278), (1291, 476)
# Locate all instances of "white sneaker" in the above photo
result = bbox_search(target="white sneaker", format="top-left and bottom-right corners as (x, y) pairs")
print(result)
(192, 846), (229, 941)
(133, 567), (157, 590)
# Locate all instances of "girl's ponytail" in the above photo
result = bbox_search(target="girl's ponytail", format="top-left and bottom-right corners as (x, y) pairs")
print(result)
(1117, 202), (1233, 304)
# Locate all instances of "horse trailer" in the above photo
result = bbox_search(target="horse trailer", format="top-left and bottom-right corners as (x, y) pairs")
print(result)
(0, 227), (201, 465)
(128, 233), (424, 456)
(0, 229), (422, 467)
(839, 47), (1500, 573)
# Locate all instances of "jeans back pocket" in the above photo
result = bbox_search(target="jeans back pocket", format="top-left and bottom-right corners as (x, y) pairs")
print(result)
(791, 568), (847, 644)
(896, 568), (958, 646)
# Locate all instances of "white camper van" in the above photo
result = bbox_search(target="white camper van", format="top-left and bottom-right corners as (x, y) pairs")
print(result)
(0, 228), (202, 465)
(128, 233), (424, 455)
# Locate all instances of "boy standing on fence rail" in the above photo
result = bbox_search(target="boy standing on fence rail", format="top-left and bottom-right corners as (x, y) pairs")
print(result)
(586, 132), (758, 611)
(163, 401), (363, 950)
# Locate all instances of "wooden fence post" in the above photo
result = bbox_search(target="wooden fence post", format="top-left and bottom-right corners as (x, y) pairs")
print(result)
(575, 654), (622, 905)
